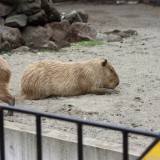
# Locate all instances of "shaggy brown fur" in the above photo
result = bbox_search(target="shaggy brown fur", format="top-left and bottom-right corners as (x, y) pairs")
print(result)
(21, 58), (119, 100)
(0, 57), (15, 116)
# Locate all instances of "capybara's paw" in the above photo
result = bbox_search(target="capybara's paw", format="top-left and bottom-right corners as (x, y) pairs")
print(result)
(105, 89), (120, 95)
(112, 90), (120, 94)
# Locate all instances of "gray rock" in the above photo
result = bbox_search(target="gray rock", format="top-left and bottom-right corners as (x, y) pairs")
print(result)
(96, 33), (107, 40)
(16, 2), (41, 15)
(106, 34), (122, 42)
(5, 14), (27, 28)
(63, 10), (81, 23)
(77, 10), (88, 23)
(104, 29), (138, 38)
(12, 46), (30, 52)
(107, 34), (122, 42)
(63, 10), (88, 24)
(0, 40), (11, 51)
(0, 17), (4, 25)
(42, 41), (58, 50)
(0, 2), (12, 17)
(45, 4), (61, 22)
(0, 25), (22, 50)
(21, 25), (51, 48)
(46, 20), (70, 46)
(96, 32), (122, 42)
(67, 22), (97, 42)
(27, 10), (47, 25)
(41, 0), (49, 10)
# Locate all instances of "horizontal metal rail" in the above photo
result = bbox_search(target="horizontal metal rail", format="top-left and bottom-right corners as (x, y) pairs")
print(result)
(0, 105), (159, 160)
(0, 105), (159, 137)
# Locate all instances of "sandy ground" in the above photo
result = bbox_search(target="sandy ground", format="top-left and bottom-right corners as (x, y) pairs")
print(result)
(1, 3), (160, 155)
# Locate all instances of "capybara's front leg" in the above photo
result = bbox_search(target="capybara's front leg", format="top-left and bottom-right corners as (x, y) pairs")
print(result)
(0, 92), (15, 116)
(6, 96), (15, 116)
(90, 87), (120, 95)
(90, 87), (108, 95)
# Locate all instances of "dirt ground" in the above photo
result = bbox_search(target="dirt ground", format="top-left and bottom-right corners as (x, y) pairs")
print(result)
(2, 2), (160, 155)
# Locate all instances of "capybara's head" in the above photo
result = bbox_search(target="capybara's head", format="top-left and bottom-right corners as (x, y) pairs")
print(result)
(98, 58), (119, 89)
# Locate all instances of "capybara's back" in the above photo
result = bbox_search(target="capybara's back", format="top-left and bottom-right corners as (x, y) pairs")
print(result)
(21, 58), (119, 100)
(0, 57), (15, 114)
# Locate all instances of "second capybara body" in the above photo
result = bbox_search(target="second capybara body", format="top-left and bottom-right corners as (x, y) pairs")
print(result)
(20, 58), (119, 100)
(0, 57), (15, 115)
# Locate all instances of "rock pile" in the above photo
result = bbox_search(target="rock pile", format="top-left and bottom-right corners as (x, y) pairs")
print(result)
(0, 0), (95, 52)
(0, 0), (138, 52)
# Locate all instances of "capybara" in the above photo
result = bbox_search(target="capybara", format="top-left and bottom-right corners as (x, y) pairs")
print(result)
(21, 58), (119, 100)
(0, 57), (15, 116)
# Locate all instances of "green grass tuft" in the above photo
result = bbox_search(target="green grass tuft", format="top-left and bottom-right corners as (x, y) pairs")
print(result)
(71, 40), (104, 47)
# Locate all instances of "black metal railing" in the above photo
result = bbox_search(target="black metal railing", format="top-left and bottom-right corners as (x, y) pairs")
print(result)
(0, 105), (159, 160)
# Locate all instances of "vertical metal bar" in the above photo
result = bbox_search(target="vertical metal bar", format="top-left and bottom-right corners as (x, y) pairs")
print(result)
(0, 108), (5, 160)
(77, 123), (83, 160)
(123, 131), (129, 160)
(36, 115), (42, 160)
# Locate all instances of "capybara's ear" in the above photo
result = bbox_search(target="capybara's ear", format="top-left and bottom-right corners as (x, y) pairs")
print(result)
(101, 59), (107, 66)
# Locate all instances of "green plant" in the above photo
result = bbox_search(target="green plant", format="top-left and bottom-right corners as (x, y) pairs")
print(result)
(60, 47), (69, 53)
(71, 40), (104, 47)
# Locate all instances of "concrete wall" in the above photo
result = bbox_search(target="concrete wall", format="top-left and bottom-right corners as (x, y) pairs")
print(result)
(4, 121), (139, 160)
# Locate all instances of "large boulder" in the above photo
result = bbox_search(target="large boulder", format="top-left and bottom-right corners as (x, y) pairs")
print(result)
(5, 14), (27, 28)
(63, 10), (88, 24)
(0, 2), (12, 17)
(66, 22), (97, 42)
(46, 20), (70, 45)
(77, 10), (88, 23)
(45, 4), (61, 22)
(21, 25), (52, 48)
(27, 10), (47, 25)
(16, 2), (41, 15)
(41, 0), (48, 10)
(0, 25), (23, 51)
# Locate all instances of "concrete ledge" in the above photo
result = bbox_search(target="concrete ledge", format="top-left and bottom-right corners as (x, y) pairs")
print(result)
(4, 121), (139, 160)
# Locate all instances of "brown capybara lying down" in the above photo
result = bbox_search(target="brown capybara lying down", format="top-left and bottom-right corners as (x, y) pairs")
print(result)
(21, 58), (119, 100)
(0, 57), (15, 116)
